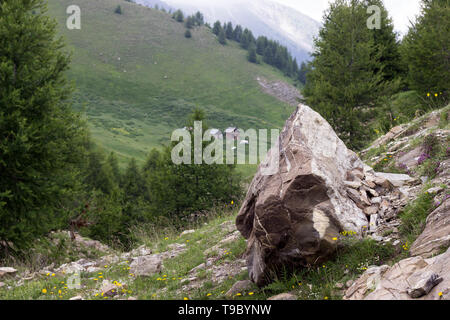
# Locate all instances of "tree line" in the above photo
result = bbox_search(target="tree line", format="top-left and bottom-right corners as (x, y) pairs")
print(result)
(211, 20), (308, 84)
(166, 6), (308, 85)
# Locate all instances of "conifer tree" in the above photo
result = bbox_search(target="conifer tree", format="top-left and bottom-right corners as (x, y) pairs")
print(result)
(256, 36), (268, 55)
(303, 0), (386, 149)
(212, 20), (222, 35)
(107, 152), (122, 186)
(247, 44), (258, 63)
(365, 0), (403, 82)
(225, 22), (234, 39)
(194, 11), (204, 25)
(218, 29), (227, 45)
(233, 25), (243, 42)
(401, 0), (450, 100)
(0, 0), (88, 250)
(122, 158), (144, 201)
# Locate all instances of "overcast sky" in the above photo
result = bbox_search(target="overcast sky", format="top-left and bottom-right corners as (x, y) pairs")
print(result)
(166, 0), (423, 35)
(273, 0), (422, 35)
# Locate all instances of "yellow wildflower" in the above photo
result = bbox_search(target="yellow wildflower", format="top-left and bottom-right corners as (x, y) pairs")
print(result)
(42, 289), (47, 294)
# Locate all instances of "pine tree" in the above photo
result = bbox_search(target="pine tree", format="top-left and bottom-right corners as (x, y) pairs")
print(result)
(303, 0), (386, 149)
(247, 44), (258, 63)
(263, 45), (274, 65)
(212, 20), (222, 35)
(0, 0), (88, 250)
(185, 16), (194, 29)
(297, 62), (309, 85)
(114, 5), (122, 15)
(225, 22), (234, 39)
(184, 29), (192, 38)
(107, 152), (122, 186)
(256, 36), (268, 55)
(194, 11), (204, 26)
(122, 158), (144, 201)
(240, 29), (255, 49)
(218, 29), (227, 45)
(365, 0), (403, 82)
(85, 151), (116, 195)
(401, 0), (450, 101)
(172, 9), (184, 22)
(233, 25), (243, 42)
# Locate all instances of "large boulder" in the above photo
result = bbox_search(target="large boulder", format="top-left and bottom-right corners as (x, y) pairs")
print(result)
(236, 104), (368, 286)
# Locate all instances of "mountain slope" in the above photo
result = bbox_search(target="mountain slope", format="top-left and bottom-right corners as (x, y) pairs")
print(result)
(47, 0), (297, 165)
(138, 0), (321, 62)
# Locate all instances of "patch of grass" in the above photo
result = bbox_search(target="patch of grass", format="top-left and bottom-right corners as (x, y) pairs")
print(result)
(439, 109), (449, 128)
(247, 237), (397, 300)
(361, 144), (387, 163)
(399, 189), (434, 244)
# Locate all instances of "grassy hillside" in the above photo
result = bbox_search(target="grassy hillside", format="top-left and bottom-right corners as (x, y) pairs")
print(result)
(46, 0), (296, 167)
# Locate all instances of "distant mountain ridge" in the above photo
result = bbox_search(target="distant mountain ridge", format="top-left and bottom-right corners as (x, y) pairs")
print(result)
(136, 0), (321, 62)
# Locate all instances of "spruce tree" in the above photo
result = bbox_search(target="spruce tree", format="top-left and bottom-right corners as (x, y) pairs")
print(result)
(194, 11), (204, 26)
(122, 158), (144, 201)
(185, 16), (194, 29)
(0, 0), (88, 250)
(172, 9), (184, 22)
(218, 29), (227, 45)
(303, 0), (386, 149)
(365, 0), (403, 82)
(212, 20), (222, 35)
(401, 0), (450, 101)
(256, 36), (268, 55)
(247, 44), (258, 63)
(225, 22), (234, 39)
(107, 152), (122, 186)
(233, 25), (243, 42)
